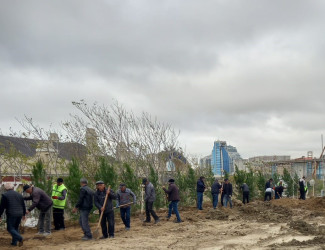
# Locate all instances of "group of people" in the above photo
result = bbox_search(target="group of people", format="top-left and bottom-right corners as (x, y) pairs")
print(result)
(0, 174), (309, 247)
(197, 176), (234, 210)
(196, 176), (296, 208)
(0, 177), (182, 246)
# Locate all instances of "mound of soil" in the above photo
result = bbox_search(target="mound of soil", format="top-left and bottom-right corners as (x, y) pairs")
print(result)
(272, 197), (325, 214)
(288, 220), (317, 235)
(238, 201), (293, 223)
(271, 236), (325, 247)
(205, 208), (230, 220)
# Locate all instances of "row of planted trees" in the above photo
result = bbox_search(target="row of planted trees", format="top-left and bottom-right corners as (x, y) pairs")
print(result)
(233, 165), (305, 200)
(30, 157), (218, 219)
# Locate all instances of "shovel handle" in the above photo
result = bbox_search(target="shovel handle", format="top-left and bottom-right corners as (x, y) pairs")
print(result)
(97, 186), (111, 228)
(115, 202), (134, 209)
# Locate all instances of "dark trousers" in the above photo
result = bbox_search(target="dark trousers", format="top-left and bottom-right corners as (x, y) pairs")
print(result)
(264, 192), (272, 201)
(223, 194), (233, 208)
(243, 191), (249, 204)
(79, 209), (92, 238)
(221, 193), (225, 206)
(145, 201), (159, 222)
(120, 206), (131, 228)
(275, 192), (281, 199)
(7, 216), (23, 246)
(101, 211), (115, 237)
(212, 194), (219, 209)
(168, 201), (181, 222)
(197, 192), (203, 210)
(300, 189), (306, 200)
(53, 208), (65, 230)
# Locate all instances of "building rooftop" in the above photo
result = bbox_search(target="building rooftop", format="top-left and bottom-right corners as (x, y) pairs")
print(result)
(0, 135), (87, 160)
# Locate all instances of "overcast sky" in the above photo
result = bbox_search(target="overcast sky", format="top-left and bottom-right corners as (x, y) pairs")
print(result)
(1, 0), (325, 159)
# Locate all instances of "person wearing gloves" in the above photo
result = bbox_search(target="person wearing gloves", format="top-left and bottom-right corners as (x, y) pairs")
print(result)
(23, 184), (53, 236)
(163, 179), (182, 223)
(94, 181), (117, 239)
(223, 179), (233, 208)
(0, 183), (26, 247)
(116, 183), (136, 230)
(51, 178), (68, 231)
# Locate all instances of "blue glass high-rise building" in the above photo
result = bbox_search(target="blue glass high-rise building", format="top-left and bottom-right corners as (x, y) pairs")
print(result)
(211, 141), (230, 176)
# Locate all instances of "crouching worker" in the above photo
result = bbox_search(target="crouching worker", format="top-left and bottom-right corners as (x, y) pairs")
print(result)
(163, 179), (182, 223)
(0, 183), (26, 247)
(116, 183), (136, 231)
(23, 184), (53, 236)
(94, 181), (117, 239)
(72, 178), (94, 241)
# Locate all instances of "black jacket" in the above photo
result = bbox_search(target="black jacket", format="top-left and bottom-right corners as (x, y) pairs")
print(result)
(275, 186), (284, 195)
(265, 181), (274, 189)
(0, 190), (26, 217)
(94, 188), (117, 213)
(211, 182), (222, 195)
(196, 179), (206, 193)
(75, 185), (94, 210)
(223, 183), (233, 196)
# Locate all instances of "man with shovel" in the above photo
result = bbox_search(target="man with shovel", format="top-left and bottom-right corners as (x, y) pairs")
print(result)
(94, 181), (117, 239)
(0, 183), (26, 247)
(116, 183), (136, 231)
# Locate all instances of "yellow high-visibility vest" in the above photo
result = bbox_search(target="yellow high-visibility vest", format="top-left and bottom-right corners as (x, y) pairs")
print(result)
(51, 184), (68, 209)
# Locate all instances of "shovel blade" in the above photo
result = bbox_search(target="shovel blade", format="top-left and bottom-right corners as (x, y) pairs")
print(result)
(93, 228), (100, 239)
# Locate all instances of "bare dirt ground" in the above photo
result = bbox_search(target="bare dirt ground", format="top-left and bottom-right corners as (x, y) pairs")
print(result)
(1, 197), (325, 250)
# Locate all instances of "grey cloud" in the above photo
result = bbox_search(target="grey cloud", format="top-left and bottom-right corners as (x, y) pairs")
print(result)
(1, 0), (325, 158)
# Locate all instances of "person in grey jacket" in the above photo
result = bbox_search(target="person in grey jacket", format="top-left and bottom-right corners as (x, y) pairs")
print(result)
(116, 183), (136, 230)
(23, 184), (53, 236)
(240, 183), (250, 204)
(72, 178), (94, 241)
(142, 178), (159, 223)
(0, 183), (26, 247)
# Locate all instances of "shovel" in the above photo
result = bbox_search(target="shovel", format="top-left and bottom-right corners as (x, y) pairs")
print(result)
(139, 184), (145, 221)
(114, 202), (134, 209)
(93, 186), (111, 239)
